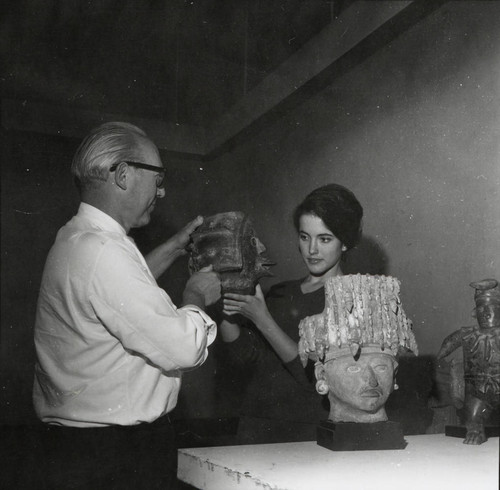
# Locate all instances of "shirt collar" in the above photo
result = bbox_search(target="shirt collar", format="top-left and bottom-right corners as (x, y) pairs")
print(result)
(78, 202), (127, 236)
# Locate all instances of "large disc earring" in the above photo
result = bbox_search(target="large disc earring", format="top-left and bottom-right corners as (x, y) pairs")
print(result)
(316, 379), (329, 395)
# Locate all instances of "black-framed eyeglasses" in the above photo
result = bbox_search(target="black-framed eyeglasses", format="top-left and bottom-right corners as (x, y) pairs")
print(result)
(109, 161), (166, 188)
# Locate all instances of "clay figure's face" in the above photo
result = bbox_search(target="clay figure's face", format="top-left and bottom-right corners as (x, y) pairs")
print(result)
(320, 353), (396, 422)
(298, 214), (344, 278)
(475, 304), (500, 329)
(189, 212), (273, 294)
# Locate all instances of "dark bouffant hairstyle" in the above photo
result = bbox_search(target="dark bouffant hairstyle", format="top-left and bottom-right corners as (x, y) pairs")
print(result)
(293, 184), (363, 251)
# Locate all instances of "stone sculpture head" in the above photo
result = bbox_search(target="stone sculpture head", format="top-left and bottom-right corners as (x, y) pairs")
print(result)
(299, 274), (418, 423)
(188, 211), (274, 294)
(471, 278), (500, 330)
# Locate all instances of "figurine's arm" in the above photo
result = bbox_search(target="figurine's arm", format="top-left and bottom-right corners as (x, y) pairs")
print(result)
(437, 330), (463, 359)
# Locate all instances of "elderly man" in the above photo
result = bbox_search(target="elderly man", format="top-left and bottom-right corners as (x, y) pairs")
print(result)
(33, 122), (220, 489)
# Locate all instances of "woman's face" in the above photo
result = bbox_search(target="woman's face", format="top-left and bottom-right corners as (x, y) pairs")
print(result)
(298, 213), (345, 278)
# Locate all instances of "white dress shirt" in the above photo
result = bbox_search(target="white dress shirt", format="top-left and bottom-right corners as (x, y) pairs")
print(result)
(33, 203), (216, 427)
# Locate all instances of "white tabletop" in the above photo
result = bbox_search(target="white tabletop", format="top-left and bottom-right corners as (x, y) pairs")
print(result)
(178, 434), (499, 490)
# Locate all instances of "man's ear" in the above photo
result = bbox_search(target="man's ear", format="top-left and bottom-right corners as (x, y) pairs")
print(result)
(113, 162), (128, 191)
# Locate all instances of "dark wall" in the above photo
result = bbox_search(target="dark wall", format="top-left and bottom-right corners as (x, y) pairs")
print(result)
(171, 2), (500, 423)
(201, 2), (500, 357)
(1, 129), (80, 423)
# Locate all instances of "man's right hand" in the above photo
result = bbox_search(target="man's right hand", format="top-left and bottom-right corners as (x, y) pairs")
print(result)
(182, 266), (221, 310)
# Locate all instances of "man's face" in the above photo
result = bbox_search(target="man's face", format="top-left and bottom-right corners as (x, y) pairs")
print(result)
(128, 140), (165, 229)
(323, 353), (396, 415)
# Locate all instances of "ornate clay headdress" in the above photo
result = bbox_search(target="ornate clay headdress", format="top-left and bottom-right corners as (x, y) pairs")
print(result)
(298, 274), (418, 366)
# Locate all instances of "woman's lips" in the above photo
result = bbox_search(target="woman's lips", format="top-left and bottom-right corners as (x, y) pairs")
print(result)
(307, 258), (322, 264)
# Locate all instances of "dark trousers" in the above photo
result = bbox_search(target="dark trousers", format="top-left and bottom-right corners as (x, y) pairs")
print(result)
(34, 416), (179, 490)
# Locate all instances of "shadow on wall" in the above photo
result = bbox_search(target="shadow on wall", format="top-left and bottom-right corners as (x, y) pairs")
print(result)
(342, 235), (389, 276)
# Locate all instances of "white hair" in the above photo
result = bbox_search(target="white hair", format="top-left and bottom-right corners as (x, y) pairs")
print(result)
(71, 122), (149, 191)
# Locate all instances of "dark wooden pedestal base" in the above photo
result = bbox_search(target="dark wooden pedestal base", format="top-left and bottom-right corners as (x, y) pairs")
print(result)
(445, 425), (500, 438)
(317, 420), (407, 451)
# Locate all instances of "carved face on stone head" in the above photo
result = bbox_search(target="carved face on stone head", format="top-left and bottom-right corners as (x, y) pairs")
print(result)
(314, 346), (398, 423)
(188, 211), (274, 294)
(298, 275), (417, 424)
(471, 279), (500, 330)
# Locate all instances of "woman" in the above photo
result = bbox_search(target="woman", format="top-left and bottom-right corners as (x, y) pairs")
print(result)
(220, 183), (364, 444)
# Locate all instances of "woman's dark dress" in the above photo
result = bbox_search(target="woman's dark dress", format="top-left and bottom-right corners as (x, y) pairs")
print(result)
(223, 279), (330, 444)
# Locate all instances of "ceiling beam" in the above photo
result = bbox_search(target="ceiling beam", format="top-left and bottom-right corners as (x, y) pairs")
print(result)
(204, 0), (414, 157)
(1, 98), (207, 156)
(2, 0), (445, 159)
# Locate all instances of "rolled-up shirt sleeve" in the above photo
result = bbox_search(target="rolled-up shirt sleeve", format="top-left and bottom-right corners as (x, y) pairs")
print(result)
(82, 233), (216, 372)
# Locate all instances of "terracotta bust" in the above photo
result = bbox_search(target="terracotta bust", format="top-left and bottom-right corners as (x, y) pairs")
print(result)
(188, 211), (273, 294)
(299, 274), (418, 424)
(437, 279), (500, 445)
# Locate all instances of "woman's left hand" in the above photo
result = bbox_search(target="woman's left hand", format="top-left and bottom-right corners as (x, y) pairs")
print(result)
(223, 284), (270, 326)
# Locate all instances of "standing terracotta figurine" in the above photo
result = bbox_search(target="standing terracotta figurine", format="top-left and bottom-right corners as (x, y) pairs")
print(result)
(437, 279), (500, 445)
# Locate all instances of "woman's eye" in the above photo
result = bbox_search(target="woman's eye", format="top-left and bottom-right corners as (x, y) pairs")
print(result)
(375, 365), (388, 372)
(299, 234), (308, 241)
(320, 237), (331, 243)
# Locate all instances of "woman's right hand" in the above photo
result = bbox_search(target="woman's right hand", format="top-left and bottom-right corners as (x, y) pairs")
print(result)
(223, 284), (270, 327)
(225, 284), (298, 363)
